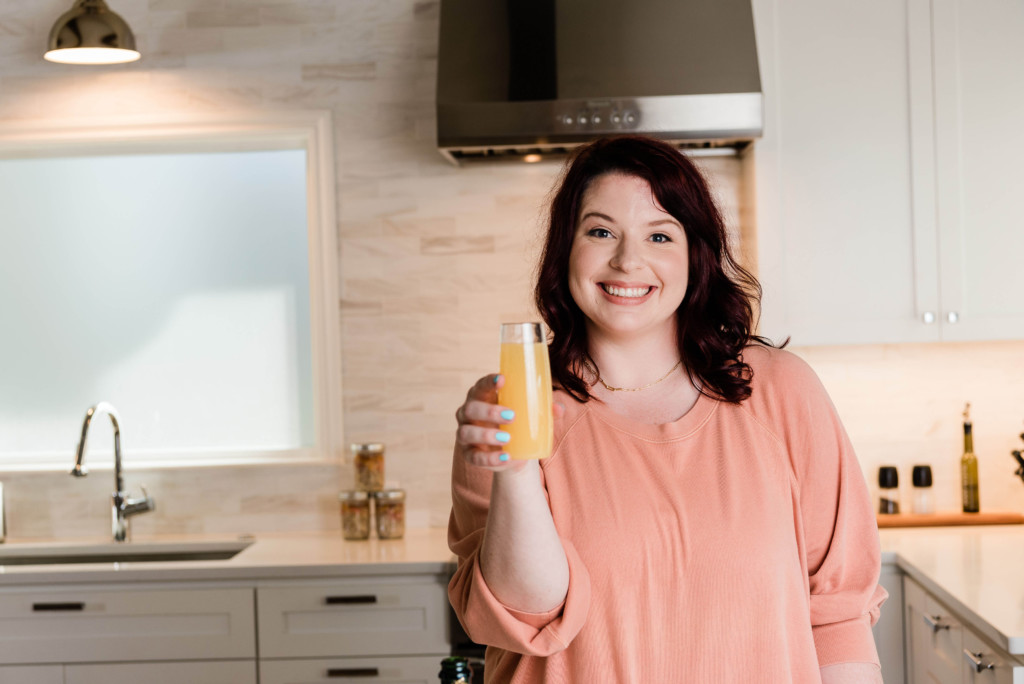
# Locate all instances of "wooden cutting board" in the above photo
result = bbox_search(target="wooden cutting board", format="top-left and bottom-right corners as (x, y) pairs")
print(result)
(876, 511), (1024, 528)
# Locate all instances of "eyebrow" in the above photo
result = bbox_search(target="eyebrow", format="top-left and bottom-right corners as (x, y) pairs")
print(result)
(579, 211), (683, 230)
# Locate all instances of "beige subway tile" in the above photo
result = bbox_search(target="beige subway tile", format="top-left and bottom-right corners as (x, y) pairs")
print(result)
(302, 62), (376, 81)
(186, 8), (259, 28)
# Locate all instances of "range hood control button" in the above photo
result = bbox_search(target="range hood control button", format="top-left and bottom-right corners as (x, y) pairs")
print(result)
(578, 114), (588, 125)
(624, 111), (638, 126)
(561, 114), (575, 126)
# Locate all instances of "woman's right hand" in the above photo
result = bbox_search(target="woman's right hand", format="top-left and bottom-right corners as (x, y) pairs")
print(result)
(455, 374), (526, 472)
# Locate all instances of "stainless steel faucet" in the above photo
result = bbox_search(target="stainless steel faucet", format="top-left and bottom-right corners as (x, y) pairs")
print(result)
(71, 402), (156, 542)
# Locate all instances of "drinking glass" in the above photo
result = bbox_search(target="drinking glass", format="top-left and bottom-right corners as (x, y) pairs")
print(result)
(497, 322), (554, 460)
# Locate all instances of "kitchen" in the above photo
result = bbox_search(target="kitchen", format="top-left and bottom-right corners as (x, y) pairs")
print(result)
(0, 0), (1022, 682)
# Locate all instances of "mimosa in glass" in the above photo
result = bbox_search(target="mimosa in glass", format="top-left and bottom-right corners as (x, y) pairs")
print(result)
(497, 322), (553, 460)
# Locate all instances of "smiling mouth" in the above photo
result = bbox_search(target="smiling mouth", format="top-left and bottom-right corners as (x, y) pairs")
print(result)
(601, 284), (653, 298)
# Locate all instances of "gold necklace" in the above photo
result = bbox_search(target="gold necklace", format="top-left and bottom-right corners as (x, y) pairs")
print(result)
(584, 359), (683, 392)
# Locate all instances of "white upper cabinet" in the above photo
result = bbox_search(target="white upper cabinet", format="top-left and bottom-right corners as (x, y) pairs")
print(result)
(752, 0), (1024, 345)
(932, 0), (1024, 341)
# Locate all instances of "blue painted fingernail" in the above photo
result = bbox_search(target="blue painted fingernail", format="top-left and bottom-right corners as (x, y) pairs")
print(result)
(500, 409), (515, 421)
(499, 453), (509, 462)
(493, 374), (502, 384)
(495, 431), (511, 443)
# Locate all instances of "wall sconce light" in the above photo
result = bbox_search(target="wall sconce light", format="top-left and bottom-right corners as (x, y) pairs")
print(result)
(44, 0), (140, 65)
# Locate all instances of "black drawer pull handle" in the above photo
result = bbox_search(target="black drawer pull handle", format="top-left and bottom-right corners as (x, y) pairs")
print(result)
(32, 602), (85, 612)
(324, 595), (377, 605)
(326, 667), (379, 677)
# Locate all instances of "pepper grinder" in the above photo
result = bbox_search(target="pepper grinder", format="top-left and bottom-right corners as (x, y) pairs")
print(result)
(911, 465), (934, 514)
(878, 466), (900, 514)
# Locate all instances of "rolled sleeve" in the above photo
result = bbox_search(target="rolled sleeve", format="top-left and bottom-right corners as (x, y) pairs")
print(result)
(448, 538), (590, 656)
(776, 354), (888, 667)
(447, 450), (590, 657)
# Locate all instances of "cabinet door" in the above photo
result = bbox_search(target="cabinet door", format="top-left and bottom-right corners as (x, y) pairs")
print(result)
(64, 661), (257, 684)
(257, 577), (450, 658)
(260, 656), (447, 684)
(904, 577), (963, 684)
(931, 0), (1024, 341)
(0, 665), (63, 684)
(0, 586), (255, 664)
(752, 0), (940, 345)
(961, 629), (1024, 684)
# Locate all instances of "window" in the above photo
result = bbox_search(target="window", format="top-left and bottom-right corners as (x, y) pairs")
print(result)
(0, 112), (342, 470)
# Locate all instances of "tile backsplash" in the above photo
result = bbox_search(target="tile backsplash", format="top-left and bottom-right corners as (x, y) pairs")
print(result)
(0, 0), (1021, 539)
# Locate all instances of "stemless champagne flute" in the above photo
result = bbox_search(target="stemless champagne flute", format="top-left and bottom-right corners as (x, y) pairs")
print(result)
(497, 322), (554, 460)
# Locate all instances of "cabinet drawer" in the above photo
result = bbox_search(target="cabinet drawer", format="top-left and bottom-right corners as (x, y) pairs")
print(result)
(962, 630), (1024, 684)
(0, 586), (255, 664)
(64, 659), (258, 679)
(0, 665), (64, 684)
(64, 660), (257, 684)
(260, 656), (447, 684)
(257, 578), (450, 658)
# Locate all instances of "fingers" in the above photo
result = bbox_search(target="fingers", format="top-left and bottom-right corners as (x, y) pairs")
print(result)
(466, 373), (504, 403)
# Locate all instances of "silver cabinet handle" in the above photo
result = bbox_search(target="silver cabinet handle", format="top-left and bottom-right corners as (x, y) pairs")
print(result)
(922, 311), (936, 324)
(947, 311), (960, 323)
(922, 614), (950, 632)
(963, 649), (994, 673)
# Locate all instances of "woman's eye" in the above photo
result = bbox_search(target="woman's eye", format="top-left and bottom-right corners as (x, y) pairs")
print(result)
(587, 227), (612, 239)
(650, 233), (672, 243)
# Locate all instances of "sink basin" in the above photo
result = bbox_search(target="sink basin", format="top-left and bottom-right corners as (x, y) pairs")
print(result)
(0, 538), (254, 566)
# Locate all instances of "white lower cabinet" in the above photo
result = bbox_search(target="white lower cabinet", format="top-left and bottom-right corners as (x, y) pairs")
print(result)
(0, 573), (452, 683)
(257, 576), (451, 681)
(874, 564), (906, 684)
(904, 576), (1024, 684)
(0, 585), (255, 663)
(260, 656), (444, 684)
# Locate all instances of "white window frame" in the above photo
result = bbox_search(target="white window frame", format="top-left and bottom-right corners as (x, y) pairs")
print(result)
(0, 111), (343, 471)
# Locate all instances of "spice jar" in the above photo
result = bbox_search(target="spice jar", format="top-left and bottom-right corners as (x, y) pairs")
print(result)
(878, 466), (900, 514)
(373, 489), (406, 539)
(352, 443), (385, 492)
(339, 490), (371, 540)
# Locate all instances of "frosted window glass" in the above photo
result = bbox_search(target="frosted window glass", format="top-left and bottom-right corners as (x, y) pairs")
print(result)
(0, 149), (314, 462)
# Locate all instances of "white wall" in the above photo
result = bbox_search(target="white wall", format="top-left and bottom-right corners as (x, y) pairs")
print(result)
(0, 0), (1020, 539)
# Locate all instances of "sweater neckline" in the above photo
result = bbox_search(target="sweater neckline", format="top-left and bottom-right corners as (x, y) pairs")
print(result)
(584, 386), (718, 442)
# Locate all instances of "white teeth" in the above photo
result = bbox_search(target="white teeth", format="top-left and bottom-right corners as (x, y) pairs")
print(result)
(604, 285), (651, 298)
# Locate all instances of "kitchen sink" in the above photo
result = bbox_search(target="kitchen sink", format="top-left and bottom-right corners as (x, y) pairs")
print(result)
(0, 538), (254, 566)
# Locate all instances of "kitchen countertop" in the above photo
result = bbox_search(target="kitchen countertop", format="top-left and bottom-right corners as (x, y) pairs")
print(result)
(0, 528), (455, 584)
(1, 525), (1021, 658)
(879, 525), (1024, 656)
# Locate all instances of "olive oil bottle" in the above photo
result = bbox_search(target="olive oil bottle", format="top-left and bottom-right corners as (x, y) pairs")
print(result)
(961, 403), (980, 513)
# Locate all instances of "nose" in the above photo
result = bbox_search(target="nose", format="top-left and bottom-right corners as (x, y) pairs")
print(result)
(609, 236), (642, 272)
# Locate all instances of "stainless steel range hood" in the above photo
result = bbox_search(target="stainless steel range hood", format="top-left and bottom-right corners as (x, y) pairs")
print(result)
(436, 0), (763, 165)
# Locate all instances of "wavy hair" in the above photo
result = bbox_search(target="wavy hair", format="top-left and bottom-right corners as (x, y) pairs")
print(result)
(534, 135), (781, 404)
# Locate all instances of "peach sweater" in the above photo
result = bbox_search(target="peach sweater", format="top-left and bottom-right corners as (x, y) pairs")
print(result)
(448, 346), (887, 683)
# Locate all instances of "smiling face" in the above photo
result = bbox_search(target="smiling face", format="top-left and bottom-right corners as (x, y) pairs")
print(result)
(568, 173), (690, 343)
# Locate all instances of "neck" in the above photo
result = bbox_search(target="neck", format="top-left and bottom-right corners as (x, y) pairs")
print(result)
(585, 327), (683, 391)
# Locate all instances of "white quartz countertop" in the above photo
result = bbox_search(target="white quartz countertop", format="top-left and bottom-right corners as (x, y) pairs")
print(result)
(880, 525), (1024, 655)
(2, 524), (1022, 657)
(0, 528), (455, 585)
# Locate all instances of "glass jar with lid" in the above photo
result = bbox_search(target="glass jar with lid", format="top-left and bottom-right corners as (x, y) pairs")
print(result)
(351, 442), (385, 492)
(339, 490), (371, 540)
(372, 489), (406, 539)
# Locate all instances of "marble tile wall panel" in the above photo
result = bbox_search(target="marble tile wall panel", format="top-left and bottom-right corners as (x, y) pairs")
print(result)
(0, 0), (1021, 540)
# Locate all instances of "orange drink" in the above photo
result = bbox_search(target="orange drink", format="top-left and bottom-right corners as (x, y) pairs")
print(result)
(497, 323), (553, 460)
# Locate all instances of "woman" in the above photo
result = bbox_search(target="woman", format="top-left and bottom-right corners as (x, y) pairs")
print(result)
(449, 136), (886, 683)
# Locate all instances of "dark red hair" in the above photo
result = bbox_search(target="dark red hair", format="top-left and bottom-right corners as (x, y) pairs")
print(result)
(534, 135), (780, 404)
